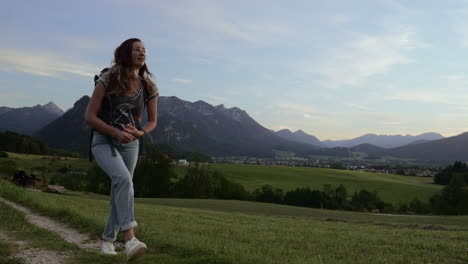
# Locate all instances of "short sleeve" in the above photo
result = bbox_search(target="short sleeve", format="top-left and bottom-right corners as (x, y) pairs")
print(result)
(145, 86), (158, 103)
(95, 71), (110, 89)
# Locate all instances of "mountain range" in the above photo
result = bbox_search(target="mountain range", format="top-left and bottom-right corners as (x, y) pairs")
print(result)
(2, 96), (466, 163)
(33, 96), (323, 157)
(320, 132), (444, 149)
(274, 129), (322, 147)
(0, 102), (64, 135)
(273, 129), (444, 149)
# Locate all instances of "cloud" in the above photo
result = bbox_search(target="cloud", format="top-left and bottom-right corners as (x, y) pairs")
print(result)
(0, 48), (98, 78)
(344, 102), (371, 111)
(215, 20), (289, 43)
(382, 91), (450, 104)
(300, 28), (420, 88)
(0, 91), (31, 100)
(172, 78), (193, 84)
(276, 103), (319, 114)
(441, 75), (466, 81)
(153, 1), (290, 44)
(382, 121), (402, 125)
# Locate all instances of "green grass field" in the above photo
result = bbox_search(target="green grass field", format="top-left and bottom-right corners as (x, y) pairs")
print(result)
(176, 164), (441, 204)
(1, 152), (443, 205)
(0, 180), (467, 264)
(0, 152), (89, 180)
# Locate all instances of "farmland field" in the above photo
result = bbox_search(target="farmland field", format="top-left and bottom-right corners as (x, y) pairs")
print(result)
(176, 164), (442, 203)
(0, 152), (444, 205)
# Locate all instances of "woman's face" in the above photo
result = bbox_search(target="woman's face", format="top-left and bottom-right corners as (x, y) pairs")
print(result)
(131, 41), (146, 68)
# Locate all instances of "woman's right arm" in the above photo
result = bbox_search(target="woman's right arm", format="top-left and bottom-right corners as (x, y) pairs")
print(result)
(85, 83), (135, 143)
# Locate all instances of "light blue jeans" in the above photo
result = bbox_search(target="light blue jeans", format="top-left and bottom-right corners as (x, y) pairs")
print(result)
(91, 131), (139, 242)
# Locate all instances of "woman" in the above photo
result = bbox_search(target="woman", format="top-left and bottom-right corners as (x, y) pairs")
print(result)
(85, 38), (158, 261)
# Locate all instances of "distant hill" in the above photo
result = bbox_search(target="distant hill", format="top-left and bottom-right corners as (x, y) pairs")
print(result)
(386, 132), (468, 162)
(34, 97), (90, 153)
(0, 106), (13, 115)
(275, 129), (322, 147)
(34, 96), (320, 157)
(322, 133), (444, 149)
(349, 144), (386, 158)
(0, 102), (64, 135)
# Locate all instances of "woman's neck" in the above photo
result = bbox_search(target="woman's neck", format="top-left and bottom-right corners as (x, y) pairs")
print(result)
(131, 68), (140, 79)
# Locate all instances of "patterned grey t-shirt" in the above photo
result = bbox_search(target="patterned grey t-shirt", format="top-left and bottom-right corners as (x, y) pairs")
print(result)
(95, 71), (157, 130)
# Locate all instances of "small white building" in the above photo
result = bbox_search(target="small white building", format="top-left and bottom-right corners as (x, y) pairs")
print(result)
(178, 159), (189, 166)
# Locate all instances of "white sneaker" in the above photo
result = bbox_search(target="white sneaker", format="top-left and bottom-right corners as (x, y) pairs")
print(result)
(125, 237), (147, 261)
(101, 241), (117, 255)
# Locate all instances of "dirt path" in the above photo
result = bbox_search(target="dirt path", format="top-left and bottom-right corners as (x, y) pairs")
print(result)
(0, 228), (70, 264)
(0, 197), (101, 250)
(0, 196), (111, 263)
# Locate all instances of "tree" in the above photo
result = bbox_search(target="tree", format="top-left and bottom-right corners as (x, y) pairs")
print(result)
(321, 184), (338, 209)
(335, 184), (348, 209)
(434, 161), (468, 185)
(172, 164), (248, 199)
(284, 187), (322, 208)
(187, 151), (212, 163)
(351, 189), (385, 211)
(409, 198), (430, 214)
(133, 146), (177, 197)
(431, 173), (468, 215)
(253, 184), (284, 204)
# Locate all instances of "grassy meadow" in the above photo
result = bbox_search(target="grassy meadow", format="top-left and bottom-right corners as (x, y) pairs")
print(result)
(0, 180), (467, 264)
(0, 152), (89, 178)
(176, 164), (442, 203)
(0, 152), (443, 205)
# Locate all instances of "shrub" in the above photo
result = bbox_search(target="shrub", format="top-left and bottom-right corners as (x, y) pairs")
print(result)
(351, 189), (385, 211)
(430, 173), (468, 215)
(253, 184), (284, 204)
(284, 187), (321, 208)
(173, 164), (248, 200)
(84, 163), (111, 195)
(0, 160), (17, 176)
(409, 198), (431, 214)
(133, 146), (177, 197)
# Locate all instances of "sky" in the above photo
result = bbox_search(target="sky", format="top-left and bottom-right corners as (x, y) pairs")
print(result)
(2, 0), (468, 140)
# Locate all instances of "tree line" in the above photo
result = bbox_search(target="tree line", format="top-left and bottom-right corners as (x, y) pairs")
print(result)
(0, 131), (80, 157)
(5, 145), (467, 215)
(434, 161), (468, 185)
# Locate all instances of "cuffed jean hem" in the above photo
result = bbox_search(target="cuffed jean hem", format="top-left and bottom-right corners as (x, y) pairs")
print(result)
(121, 220), (138, 232)
(102, 221), (138, 242)
(102, 234), (116, 242)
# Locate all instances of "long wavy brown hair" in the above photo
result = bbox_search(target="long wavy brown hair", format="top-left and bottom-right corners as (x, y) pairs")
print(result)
(107, 38), (157, 96)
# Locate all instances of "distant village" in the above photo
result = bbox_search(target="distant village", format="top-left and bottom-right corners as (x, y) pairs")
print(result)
(211, 156), (439, 177)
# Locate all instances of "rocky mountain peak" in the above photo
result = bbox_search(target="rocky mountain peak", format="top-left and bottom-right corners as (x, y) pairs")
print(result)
(277, 129), (292, 134)
(73, 96), (90, 109)
(43, 101), (64, 116)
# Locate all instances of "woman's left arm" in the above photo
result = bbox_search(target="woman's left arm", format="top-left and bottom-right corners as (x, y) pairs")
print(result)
(142, 96), (158, 134)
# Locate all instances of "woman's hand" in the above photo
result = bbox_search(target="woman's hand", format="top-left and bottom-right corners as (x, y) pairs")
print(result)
(120, 123), (144, 138)
(113, 129), (136, 144)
